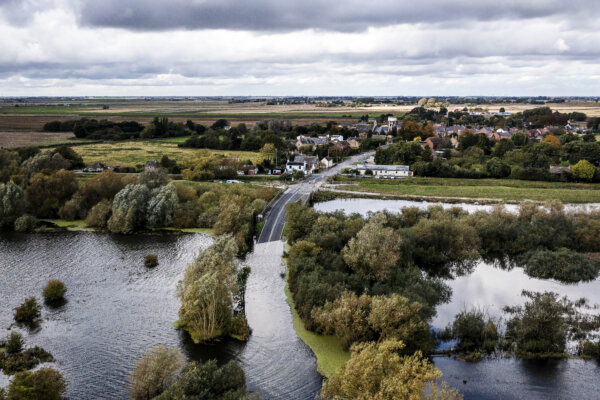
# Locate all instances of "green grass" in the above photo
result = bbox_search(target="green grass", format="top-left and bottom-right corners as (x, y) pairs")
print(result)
(42, 219), (94, 231)
(282, 244), (349, 377)
(53, 141), (264, 167)
(334, 177), (600, 203)
(157, 136), (192, 144)
(158, 227), (214, 235)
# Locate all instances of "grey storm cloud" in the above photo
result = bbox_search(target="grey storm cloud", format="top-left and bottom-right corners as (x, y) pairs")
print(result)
(76, 0), (600, 32)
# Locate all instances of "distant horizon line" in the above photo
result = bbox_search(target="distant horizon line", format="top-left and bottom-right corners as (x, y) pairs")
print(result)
(1, 95), (598, 99)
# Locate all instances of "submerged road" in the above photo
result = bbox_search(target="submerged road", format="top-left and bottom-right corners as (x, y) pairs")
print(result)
(257, 151), (374, 244)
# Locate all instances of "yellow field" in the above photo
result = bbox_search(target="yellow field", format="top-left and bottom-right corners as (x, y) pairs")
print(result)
(63, 141), (265, 167)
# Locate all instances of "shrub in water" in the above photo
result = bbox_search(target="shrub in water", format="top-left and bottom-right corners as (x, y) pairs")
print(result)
(43, 279), (67, 303)
(13, 298), (41, 324)
(144, 254), (158, 268)
(7, 368), (66, 400)
(5, 332), (24, 354)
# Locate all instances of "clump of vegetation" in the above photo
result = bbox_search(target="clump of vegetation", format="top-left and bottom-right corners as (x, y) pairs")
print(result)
(440, 308), (499, 355)
(144, 254), (159, 268)
(129, 346), (185, 400)
(177, 235), (249, 342)
(5, 367), (66, 400)
(154, 359), (252, 400)
(13, 214), (39, 233)
(520, 249), (600, 282)
(13, 297), (41, 324)
(0, 332), (54, 375)
(504, 290), (599, 357)
(312, 291), (432, 354)
(4, 332), (24, 354)
(321, 339), (461, 400)
(43, 279), (67, 303)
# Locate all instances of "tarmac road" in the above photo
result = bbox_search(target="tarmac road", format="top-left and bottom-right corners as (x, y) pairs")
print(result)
(257, 151), (373, 243)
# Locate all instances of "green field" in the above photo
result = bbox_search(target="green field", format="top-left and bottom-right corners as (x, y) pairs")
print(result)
(58, 141), (265, 167)
(332, 177), (600, 203)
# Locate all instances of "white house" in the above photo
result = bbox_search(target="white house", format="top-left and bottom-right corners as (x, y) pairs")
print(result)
(356, 164), (413, 178)
(320, 156), (334, 169)
(286, 161), (307, 174)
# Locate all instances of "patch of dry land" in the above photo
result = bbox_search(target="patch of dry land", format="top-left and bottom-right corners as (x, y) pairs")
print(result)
(57, 141), (265, 168)
(0, 131), (76, 148)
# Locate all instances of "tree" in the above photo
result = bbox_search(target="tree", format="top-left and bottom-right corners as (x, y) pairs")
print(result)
(417, 98), (427, 107)
(177, 236), (240, 342)
(0, 182), (26, 228)
(486, 157), (511, 178)
(542, 134), (561, 149)
(321, 339), (461, 400)
(260, 143), (276, 163)
(139, 169), (169, 189)
(342, 215), (402, 282)
(26, 170), (78, 218)
(504, 291), (572, 354)
(129, 346), (185, 400)
(107, 184), (150, 234)
(511, 131), (527, 146)
(154, 360), (250, 400)
(147, 184), (179, 228)
(6, 368), (66, 400)
(571, 160), (595, 181)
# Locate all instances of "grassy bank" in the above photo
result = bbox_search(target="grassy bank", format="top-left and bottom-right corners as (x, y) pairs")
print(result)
(284, 280), (349, 377)
(330, 177), (600, 203)
(283, 244), (349, 377)
(42, 219), (215, 235)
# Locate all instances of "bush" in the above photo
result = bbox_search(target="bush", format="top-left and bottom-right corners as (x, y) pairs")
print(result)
(0, 346), (54, 375)
(129, 346), (185, 400)
(13, 215), (39, 233)
(6, 368), (66, 400)
(154, 360), (250, 400)
(520, 249), (600, 282)
(144, 254), (158, 268)
(13, 298), (41, 324)
(5, 332), (24, 354)
(85, 200), (112, 229)
(43, 279), (67, 303)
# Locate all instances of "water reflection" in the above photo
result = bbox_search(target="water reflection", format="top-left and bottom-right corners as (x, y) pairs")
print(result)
(314, 198), (600, 216)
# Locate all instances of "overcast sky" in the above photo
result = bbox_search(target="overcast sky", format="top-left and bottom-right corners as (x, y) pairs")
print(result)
(1, 0), (599, 96)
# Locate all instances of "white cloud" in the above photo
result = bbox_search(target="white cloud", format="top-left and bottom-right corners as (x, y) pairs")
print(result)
(0, 2), (598, 95)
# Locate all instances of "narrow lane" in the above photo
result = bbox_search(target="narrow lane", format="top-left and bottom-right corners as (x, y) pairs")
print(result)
(257, 152), (373, 244)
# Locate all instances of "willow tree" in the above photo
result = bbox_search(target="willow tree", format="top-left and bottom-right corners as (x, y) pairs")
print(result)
(321, 339), (461, 400)
(107, 184), (150, 234)
(342, 214), (402, 282)
(0, 182), (26, 228)
(177, 235), (241, 342)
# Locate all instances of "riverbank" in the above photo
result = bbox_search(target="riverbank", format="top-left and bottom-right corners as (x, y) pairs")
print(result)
(282, 244), (349, 378)
(42, 219), (215, 235)
(325, 177), (600, 203)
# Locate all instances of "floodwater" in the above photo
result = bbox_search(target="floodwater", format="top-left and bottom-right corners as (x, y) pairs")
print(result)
(315, 198), (600, 400)
(314, 197), (600, 216)
(0, 232), (320, 400)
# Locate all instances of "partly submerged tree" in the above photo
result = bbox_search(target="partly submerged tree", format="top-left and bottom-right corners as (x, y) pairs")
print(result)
(321, 339), (462, 400)
(129, 346), (185, 400)
(107, 184), (150, 234)
(177, 235), (241, 342)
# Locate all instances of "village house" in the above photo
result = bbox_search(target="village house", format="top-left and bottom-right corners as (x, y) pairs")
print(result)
(286, 155), (319, 175)
(320, 156), (334, 169)
(83, 162), (109, 173)
(356, 164), (413, 178)
(387, 116), (398, 129)
(425, 136), (442, 150)
(145, 160), (159, 171)
(347, 137), (362, 149)
(492, 129), (513, 141)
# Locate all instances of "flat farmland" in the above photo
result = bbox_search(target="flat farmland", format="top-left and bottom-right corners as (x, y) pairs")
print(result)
(58, 141), (265, 167)
(0, 131), (76, 148)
